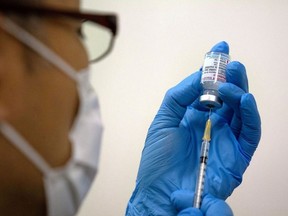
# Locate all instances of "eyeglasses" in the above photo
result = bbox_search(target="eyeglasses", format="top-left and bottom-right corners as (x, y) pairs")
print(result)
(0, 2), (118, 63)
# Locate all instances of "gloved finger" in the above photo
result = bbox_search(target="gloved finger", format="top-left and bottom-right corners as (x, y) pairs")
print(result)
(210, 41), (229, 54)
(216, 61), (248, 124)
(219, 84), (261, 158)
(218, 83), (245, 138)
(178, 208), (203, 216)
(226, 61), (248, 93)
(201, 194), (233, 216)
(238, 93), (261, 159)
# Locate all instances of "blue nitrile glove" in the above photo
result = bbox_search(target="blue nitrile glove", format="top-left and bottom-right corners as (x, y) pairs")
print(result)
(126, 41), (261, 215)
(171, 190), (233, 216)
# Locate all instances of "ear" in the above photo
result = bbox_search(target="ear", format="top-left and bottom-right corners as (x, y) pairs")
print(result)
(0, 104), (8, 120)
(0, 13), (6, 33)
(0, 15), (10, 121)
(0, 60), (8, 121)
(0, 13), (4, 20)
(0, 52), (9, 121)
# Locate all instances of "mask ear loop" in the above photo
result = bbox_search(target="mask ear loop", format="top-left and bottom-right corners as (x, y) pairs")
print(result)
(0, 17), (79, 81)
(0, 120), (52, 175)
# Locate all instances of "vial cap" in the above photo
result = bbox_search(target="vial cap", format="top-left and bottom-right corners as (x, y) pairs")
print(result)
(199, 94), (222, 108)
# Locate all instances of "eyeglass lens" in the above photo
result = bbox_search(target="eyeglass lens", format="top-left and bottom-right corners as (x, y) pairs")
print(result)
(81, 20), (113, 62)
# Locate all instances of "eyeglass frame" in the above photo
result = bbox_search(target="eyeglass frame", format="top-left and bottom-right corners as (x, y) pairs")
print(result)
(0, 2), (118, 63)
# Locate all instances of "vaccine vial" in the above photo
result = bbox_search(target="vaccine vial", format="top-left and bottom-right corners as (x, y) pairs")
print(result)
(200, 52), (230, 108)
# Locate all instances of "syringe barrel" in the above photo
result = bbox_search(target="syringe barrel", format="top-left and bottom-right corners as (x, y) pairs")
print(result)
(193, 140), (210, 208)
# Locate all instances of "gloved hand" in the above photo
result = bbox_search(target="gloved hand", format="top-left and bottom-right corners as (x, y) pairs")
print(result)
(126, 41), (261, 215)
(171, 190), (233, 216)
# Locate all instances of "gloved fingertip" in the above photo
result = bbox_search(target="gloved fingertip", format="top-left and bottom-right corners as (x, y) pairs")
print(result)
(241, 93), (256, 106)
(210, 41), (229, 54)
(226, 61), (249, 92)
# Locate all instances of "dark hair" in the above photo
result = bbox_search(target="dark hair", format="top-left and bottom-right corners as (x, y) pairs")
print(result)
(0, 0), (40, 5)
(0, 0), (42, 29)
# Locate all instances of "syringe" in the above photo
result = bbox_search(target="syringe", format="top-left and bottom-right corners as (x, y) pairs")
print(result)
(193, 115), (212, 208)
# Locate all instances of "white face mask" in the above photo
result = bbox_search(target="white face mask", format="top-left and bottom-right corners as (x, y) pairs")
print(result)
(0, 18), (103, 216)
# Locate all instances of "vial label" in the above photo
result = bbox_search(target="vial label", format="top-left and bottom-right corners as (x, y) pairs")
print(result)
(201, 52), (230, 84)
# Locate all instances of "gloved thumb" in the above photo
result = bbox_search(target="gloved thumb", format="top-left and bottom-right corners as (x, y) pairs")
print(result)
(171, 190), (203, 216)
(201, 194), (233, 216)
(171, 190), (194, 211)
(178, 208), (203, 216)
(171, 190), (233, 216)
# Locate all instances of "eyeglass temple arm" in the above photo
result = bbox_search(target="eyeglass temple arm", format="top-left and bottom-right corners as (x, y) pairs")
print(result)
(0, 3), (118, 36)
(83, 14), (117, 36)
